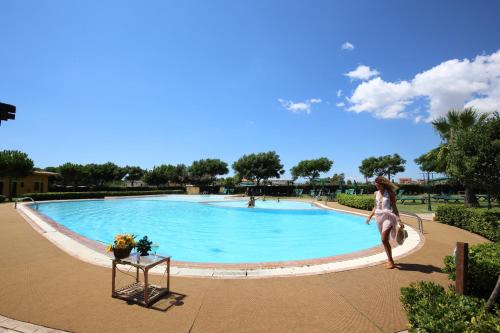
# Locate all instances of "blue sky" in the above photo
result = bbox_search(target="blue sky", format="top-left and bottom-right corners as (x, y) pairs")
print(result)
(1, 0), (499, 181)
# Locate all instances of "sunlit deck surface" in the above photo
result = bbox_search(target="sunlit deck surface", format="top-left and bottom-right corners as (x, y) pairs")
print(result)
(0, 202), (488, 333)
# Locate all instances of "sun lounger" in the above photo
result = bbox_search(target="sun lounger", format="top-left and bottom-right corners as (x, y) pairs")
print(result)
(433, 192), (464, 202)
(400, 196), (427, 204)
(440, 195), (464, 203)
(345, 189), (355, 195)
(328, 189), (342, 200)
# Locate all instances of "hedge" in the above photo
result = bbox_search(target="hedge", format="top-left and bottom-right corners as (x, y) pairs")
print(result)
(435, 205), (500, 242)
(443, 243), (500, 300)
(19, 190), (184, 201)
(401, 281), (500, 332)
(336, 194), (374, 211)
(48, 185), (184, 192)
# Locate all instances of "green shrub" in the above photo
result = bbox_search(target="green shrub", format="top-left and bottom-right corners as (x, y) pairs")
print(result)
(336, 194), (374, 211)
(401, 281), (500, 332)
(0, 195), (6, 203)
(20, 190), (184, 201)
(443, 243), (500, 300)
(435, 205), (500, 242)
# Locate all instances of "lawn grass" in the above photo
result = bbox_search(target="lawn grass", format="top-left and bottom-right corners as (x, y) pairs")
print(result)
(397, 200), (499, 214)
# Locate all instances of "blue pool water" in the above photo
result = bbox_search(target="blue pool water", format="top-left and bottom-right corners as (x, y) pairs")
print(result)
(206, 199), (319, 210)
(37, 196), (380, 263)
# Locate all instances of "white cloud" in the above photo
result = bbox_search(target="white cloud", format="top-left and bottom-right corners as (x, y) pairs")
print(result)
(345, 65), (380, 81)
(341, 42), (354, 51)
(336, 102), (345, 107)
(336, 89), (342, 97)
(346, 50), (500, 121)
(278, 98), (322, 114)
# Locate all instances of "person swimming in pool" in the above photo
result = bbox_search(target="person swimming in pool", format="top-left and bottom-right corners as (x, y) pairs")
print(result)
(248, 195), (256, 208)
(365, 176), (404, 269)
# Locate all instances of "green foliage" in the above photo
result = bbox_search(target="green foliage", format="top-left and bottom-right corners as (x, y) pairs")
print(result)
(232, 151), (284, 184)
(443, 243), (500, 300)
(136, 236), (153, 255)
(0, 150), (34, 178)
(400, 281), (500, 333)
(0, 150), (34, 200)
(122, 165), (145, 185)
(21, 190), (184, 201)
(290, 157), (333, 182)
(44, 166), (63, 182)
(143, 164), (189, 187)
(435, 205), (500, 242)
(85, 162), (121, 186)
(329, 173), (345, 186)
(432, 107), (488, 141)
(143, 165), (173, 187)
(58, 163), (87, 186)
(188, 159), (229, 185)
(419, 108), (495, 207)
(359, 154), (406, 181)
(414, 146), (446, 173)
(358, 156), (379, 180)
(447, 112), (500, 199)
(220, 176), (238, 188)
(173, 164), (188, 184)
(336, 193), (374, 211)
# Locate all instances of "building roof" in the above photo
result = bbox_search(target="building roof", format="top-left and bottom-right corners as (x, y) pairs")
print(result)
(33, 171), (59, 176)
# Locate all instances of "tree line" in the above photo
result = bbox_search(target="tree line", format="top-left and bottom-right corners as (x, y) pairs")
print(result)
(2, 108), (497, 206)
(0, 148), (404, 197)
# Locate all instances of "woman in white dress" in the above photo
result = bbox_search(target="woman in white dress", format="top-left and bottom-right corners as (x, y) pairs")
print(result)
(365, 176), (404, 269)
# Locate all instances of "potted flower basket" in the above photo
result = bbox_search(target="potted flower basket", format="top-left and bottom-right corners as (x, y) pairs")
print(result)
(106, 234), (136, 259)
(113, 247), (133, 259)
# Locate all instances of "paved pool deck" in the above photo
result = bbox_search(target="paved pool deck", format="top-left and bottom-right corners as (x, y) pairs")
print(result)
(0, 202), (489, 333)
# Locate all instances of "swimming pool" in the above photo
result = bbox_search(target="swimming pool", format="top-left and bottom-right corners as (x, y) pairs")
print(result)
(36, 196), (381, 264)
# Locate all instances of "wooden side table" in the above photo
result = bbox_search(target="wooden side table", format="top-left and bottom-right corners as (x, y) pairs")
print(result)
(112, 254), (171, 307)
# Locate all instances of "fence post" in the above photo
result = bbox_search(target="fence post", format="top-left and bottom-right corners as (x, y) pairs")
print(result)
(455, 242), (468, 295)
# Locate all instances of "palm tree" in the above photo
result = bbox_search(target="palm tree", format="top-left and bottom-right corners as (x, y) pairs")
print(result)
(432, 107), (488, 142)
(432, 107), (488, 206)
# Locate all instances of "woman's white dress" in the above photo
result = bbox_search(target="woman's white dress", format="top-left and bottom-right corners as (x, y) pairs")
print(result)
(374, 190), (399, 239)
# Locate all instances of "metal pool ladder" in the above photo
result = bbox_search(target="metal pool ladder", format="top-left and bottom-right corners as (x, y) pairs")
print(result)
(14, 197), (39, 210)
(401, 211), (424, 234)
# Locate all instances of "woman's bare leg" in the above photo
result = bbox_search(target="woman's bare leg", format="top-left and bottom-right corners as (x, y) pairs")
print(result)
(381, 229), (394, 268)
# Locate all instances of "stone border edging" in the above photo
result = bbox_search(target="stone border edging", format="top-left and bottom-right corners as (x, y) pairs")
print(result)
(0, 314), (69, 333)
(15, 196), (424, 279)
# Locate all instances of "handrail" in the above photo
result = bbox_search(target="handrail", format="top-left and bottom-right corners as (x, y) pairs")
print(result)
(400, 211), (424, 234)
(14, 197), (39, 210)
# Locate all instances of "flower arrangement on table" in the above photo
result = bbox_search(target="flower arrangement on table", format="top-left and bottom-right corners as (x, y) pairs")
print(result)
(106, 234), (136, 259)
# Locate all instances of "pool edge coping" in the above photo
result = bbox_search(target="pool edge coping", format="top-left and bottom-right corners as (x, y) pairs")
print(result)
(15, 197), (425, 279)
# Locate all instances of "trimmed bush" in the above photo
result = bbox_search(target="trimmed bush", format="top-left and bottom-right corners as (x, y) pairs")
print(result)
(48, 185), (184, 192)
(0, 195), (6, 203)
(401, 281), (500, 333)
(336, 194), (374, 211)
(20, 190), (184, 201)
(443, 243), (500, 300)
(435, 205), (500, 242)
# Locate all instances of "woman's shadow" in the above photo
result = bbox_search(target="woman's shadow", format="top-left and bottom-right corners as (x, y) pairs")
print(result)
(395, 263), (442, 274)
